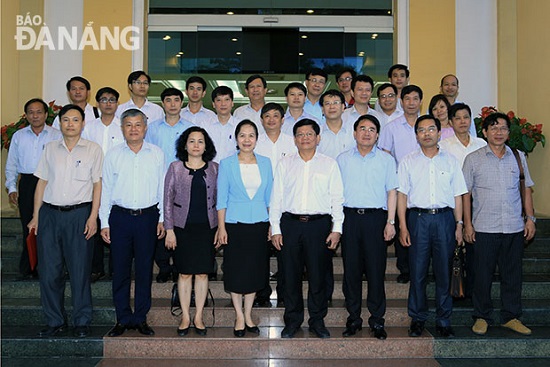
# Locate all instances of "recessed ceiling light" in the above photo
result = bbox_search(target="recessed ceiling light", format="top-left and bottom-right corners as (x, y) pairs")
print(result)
(298, 52), (304, 56)
(178, 51), (184, 55)
(162, 35), (171, 41)
(231, 38), (238, 42)
(236, 51), (242, 55)
(372, 33), (378, 37)
(358, 51), (365, 56)
(176, 54), (181, 57)
(227, 11), (234, 15)
(387, 10), (391, 15)
(301, 35), (308, 39)
(306, 10), (314, 14)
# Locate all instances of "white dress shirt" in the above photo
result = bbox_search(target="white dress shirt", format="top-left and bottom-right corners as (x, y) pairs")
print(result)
(397, 148), (467, 209)
(52, 103), (98, 129)
(180, 105), (217, 127)
(233, 104), (265, 134)
(201, 115), (238, 163)
(342, 105), (384, 131)
(5, 125), (62, 193)
(81, 117), (124, 155)
(254, 133), (297, 173)
(317, 122), (355, 159)
(116, 99), (164, 124)
(439, 134), (487, 167)
(99, 142), (165, 228)
(377, 109), (404, 131)
(269, 151), (344, 235)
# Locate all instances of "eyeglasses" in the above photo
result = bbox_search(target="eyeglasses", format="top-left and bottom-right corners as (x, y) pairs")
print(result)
(379, 93), (396, 99)
(295, 132), (316, 138)
(358, 126), (377, 133)
(99, 98), (118, 104)
(308, 78), (326, 85)
(487, 126), (510, 133)
(417, 126), (438, 134)
(338, 77), (352, 82)
(323, 100), (342, 106)
(132, 80), (150, 86)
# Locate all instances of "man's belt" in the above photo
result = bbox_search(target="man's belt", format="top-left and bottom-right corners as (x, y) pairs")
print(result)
(112, 204), (158, 216)
(44, 202), (91, 212)
(409, 207), (452, 215)
(283, 212), (330, 222)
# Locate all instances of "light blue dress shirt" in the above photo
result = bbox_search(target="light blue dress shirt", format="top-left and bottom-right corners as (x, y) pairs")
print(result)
(378, 115), (419, 165)
(303, 98), (324, 122)
(145, 118), (195, 171)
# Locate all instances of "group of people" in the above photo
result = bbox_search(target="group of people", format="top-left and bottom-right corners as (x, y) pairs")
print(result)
(5, 63), (536, 341)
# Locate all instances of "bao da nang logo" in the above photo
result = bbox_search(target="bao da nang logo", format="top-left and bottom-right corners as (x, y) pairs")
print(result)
(15, 14), (140, 51)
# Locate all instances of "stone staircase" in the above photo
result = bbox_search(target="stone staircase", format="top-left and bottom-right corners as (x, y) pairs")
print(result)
(2, 217), (550, 366)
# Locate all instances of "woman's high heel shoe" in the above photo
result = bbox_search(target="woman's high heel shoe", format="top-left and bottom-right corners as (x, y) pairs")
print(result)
(177, 326), (189, 336)
(245, 324), (260, 334)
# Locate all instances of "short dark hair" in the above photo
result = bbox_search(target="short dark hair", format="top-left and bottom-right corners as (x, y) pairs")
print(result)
(66, 76), (91, 91)
(261, 102), (285, 118)
(482, 112), (511, 130)
(59, 104), (85, 120)
(428, 94), (451, 118)
(245, 74), (267, 89)
(211, 86), (234, 101)
(293, 118), (320, 136)
(351, 74), (375, 91)
(284, 82), (307, 96)
(234, 119), (258, 150)
(336, 67), (357, 81)
(387, 64), (410, 78)
(175, 126), (216, 162)
(319, 89), (345, 106)
(354, 114), (381, 133)
(127, 70), (151, 85)
(24, 98), (48, 114)
(414, 115), (441, 133)
(120, 108), (147, 124)
(440, 74), (459, 86)
(95, 87), (120, 102)
(160, 87), (184, 101)
(401, 85), (423, 100)
(305, 68), (328, 81)
(186, 76), (207, 91)
(376, 83), (398, 97)
(449, 103), (472, 120)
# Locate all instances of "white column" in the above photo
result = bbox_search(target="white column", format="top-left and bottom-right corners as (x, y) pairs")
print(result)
(395, 0), (410, 66)
(132, 0), (145, 71)
(42, 0), (84, 105)
(455, 0), (498, 116)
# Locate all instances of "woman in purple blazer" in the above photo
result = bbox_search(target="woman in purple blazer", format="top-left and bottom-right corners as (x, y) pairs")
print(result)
(164, 126), (218, 337)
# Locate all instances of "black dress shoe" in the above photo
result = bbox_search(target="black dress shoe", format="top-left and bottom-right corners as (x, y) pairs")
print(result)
(371, 326), (387, 340)
(233, 328), (246, 337)
(397, 273), (410, 284)
(253, 299), (271, 308)
(90, 272), (105, 283)
(177, 327), (189, 336)
(136, 321), (155, 336)
(276, 300), (285, 308)
(309, 324), (330, 338)
(195, 326), (207, 336)
(108, 323), (128, 337)
(74, 325), (90, 338)
(342, 323), (362, 337)
(281, 326), (298, 339)
(246, 324), (260, 334)
(156, 272), (171, 283)
(436, 325), (455, 337)
(38, 323), (67, 337)
(408, 321), (425, 337)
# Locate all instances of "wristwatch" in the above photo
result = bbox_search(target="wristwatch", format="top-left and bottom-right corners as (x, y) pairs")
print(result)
(456, 220), (464, 225)
(526, 215), (537, 224)
(387, 219), (395, 225)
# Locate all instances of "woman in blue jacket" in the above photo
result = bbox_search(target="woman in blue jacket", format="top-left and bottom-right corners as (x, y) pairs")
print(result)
(216, 119), (273, 337)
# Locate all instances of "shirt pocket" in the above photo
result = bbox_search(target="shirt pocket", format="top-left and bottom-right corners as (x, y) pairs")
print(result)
(74, 162), (92, 181)
(505, 164), (520, 189)
(438, 169), (452, 187)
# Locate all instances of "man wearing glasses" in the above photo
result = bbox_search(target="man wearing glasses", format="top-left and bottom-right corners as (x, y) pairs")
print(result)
(318, 90), (354, 159)
(82, 87), (124, 283)
(376, 83), (403, 130)
(303, 68), (328, 122)
(116, 70), (164, 123)
(270, 118), (344, 339)
(335, 68), (357, 108)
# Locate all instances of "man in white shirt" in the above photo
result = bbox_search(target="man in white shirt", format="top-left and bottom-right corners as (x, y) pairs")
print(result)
(180, 76), (217, 126)
(281, 82), (319, 136)
(82, 87), (125, 282)
(116, 70), (164, 123)
(342, 75), (383, 129)
(397, 115), (467, 338)
(303, 68), (328, 122)
(233, 74), (267, 133)
(270, 119), (344, 339)
(440, 74), (460, 106)
(5, 98), (61, 279)
(318, 90), (355, 158)
(100, 109), (165, 338)
(52, 76), (99, 129)
(375, 64), (410, 114)
(376, 83), (403, 130)
(203, 86), (237, 163)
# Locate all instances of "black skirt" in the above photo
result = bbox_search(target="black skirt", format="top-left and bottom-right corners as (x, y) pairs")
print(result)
(223, 222), (270, 294)
(173, 224), (216, 275)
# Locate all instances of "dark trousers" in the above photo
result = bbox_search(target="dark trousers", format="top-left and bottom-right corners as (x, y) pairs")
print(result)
(154, 237), (175, 274)
(394, 215), (410, 275)
(91, 218), (112, 275)
(37, 204), (93, 327)
(17, 174), (38, 275)
(472, 232), (523, 324)
(110, 206), (159, 325)
(255, 240), (273, 302)
(280, 213), (332, 328)
(342, 208), (387, 328)
(407, 209), (455, 327)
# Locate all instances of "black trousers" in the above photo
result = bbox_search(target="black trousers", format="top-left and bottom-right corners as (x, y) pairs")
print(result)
(280, 213), (332, 328)
(154, 237), (175, 274)
(472, 231), (524, 324)
(255, 240), (273, 302)
(17, 174), (38, 275)
(91, 218), (112, 274)
(394, 214), (410, 275)
(342, 208), (387, 328)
